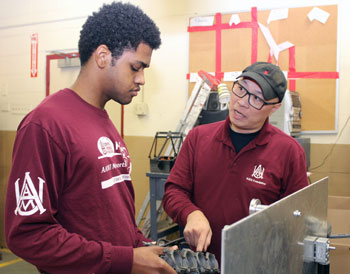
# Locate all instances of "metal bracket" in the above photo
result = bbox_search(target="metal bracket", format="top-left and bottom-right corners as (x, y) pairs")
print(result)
(303, 236), (335, 265)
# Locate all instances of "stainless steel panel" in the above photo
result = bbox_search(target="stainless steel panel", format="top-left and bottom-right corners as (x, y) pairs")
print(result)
(221, 177), (328, 274)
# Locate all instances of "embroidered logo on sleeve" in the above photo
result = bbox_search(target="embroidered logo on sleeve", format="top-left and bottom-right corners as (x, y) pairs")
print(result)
(14, 172), (46, 216)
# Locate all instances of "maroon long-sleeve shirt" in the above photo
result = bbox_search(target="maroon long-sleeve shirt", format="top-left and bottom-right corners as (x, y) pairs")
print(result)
(5, 89), (149, 274)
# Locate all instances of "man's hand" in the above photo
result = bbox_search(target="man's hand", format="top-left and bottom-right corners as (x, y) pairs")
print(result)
(131, 246), (177, 274)
(183, 210), (212, 252)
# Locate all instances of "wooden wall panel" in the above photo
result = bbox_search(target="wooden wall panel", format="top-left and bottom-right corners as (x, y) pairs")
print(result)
(0, 131), (16, 248)
(309, 143), (350, 196)
(123, 136), (154, 216)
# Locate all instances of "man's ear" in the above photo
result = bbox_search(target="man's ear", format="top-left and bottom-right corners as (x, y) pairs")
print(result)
(269, 103), (282, 115)
(94, 45), (110, 68)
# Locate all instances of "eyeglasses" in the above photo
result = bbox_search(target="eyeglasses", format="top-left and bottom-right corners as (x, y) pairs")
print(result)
(231, 81), (280, 110)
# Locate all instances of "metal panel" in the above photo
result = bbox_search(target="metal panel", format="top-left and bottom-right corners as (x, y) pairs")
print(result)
(221, 177), (328, 274)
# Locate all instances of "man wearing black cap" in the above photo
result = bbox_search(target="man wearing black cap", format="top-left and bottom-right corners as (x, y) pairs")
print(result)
(162, 62), (309, 263)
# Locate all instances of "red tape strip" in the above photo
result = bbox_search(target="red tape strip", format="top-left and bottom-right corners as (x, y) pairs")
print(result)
(251, 7), (258, 64)
(289, 46), (296, 91)
(288, 72), (339, 79)
(215, 13), (222, 79)
(187, 22), (257, 32)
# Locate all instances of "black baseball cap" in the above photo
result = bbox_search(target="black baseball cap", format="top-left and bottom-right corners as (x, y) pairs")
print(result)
(238, 62), (287, 102)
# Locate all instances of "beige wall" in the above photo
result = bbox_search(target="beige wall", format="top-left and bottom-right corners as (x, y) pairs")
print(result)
(1, 0), (350, 247)
(0, 0), (349, 144)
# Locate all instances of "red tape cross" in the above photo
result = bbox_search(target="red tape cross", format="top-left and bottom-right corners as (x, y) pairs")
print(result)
(187, 7), (339, 91)
(187, 7), (258, 80)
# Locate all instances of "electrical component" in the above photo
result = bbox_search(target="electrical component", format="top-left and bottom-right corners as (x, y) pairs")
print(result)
(217, 83), (231, 105)
(134, 102), (149, 116)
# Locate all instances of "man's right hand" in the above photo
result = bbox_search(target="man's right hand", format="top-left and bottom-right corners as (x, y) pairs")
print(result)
(183, 210), (212, 252)
(131, 246), (177, 274)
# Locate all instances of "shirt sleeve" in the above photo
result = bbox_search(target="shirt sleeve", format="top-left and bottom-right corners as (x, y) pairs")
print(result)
(280, 141), (309, 199)
(5, 123), (133, 274)
(162, 129), (201, 227)
(134, 226), (152, 247)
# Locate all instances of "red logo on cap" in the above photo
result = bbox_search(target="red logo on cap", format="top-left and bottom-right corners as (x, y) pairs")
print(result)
(264, 70), (269, 75)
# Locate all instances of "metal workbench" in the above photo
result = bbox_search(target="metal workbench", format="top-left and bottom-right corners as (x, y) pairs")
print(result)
(146, 172), (179, 240)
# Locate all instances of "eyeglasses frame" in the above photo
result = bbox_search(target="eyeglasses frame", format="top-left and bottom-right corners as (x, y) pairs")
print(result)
(231, 81), (280, 110)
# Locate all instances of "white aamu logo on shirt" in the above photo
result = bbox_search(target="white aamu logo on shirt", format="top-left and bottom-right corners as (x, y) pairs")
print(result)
(252, 164), (265, 179)
(14, 172), (46, 216)
(98, 137), (132, 189)
(97, 136), (120, 159)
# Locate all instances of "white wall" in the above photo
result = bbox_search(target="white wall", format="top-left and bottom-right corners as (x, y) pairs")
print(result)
(0, 0), (349, 145)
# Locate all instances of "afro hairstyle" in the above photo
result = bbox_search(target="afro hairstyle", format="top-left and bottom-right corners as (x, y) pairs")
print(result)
(78, 2), (161, 66)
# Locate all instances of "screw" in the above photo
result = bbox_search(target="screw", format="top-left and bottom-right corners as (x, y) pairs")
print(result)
(293, 210), (302, 217)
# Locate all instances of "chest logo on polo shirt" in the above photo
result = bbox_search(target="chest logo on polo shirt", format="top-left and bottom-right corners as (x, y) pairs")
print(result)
(252, 164), (265, 179)
(14, 172), (46, 216)
(245, 164), (267, 186)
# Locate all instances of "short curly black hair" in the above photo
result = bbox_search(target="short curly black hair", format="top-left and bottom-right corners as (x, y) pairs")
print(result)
(78, 2), (161, 66)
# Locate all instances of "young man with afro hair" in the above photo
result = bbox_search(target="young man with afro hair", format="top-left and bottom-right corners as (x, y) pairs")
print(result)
(5, 2), (176, 274)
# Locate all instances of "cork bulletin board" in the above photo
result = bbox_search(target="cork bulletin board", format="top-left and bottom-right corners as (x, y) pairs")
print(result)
(187, 5), (339, 132)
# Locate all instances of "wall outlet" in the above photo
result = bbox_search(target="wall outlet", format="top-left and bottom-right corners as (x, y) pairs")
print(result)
(134, 102), (149, 116)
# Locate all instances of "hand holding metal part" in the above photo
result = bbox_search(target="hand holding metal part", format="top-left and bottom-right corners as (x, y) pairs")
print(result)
(144, 237), (220, 273)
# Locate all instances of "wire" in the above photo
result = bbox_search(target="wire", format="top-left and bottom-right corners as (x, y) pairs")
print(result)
(309, 114), (350, 171)
(329, 234), (350, 239)
(157, 237), (186, 247)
